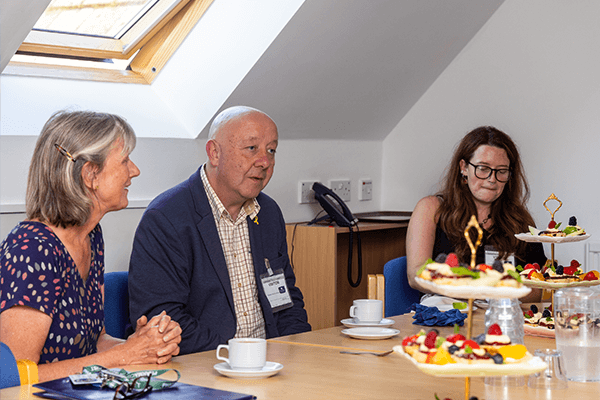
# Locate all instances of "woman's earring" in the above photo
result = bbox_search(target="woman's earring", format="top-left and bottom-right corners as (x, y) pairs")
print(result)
(461, 174), (468, 184)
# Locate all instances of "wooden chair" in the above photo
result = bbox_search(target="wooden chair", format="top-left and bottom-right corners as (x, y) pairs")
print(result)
(367, 274), (385, 316)
(369, 256), (422, 317)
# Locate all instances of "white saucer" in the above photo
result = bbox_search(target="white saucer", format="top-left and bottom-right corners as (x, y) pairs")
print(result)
(341, 327), (400, 340)
(340, 318), (394, 328)
(214, 361), (283, 379)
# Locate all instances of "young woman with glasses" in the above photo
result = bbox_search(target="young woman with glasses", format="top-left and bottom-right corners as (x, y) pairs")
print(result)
(406, 126), (546, 302)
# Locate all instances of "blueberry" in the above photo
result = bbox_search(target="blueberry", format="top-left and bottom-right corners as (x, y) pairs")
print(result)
(492, 260), (504, 273)
(530, 305), (538, 314)
(473, 333), (486, 345)
(544, 272), (550, 279)
(556, 265), (564, 275)
(448, 344), (459, 354)
(469, 397), (479, 400)
(542, 309), (551, 318)
(569, 216), (577, 226)
(435, 253), (447, 263)
(491, 353), (504, 364)
(428, 328), (439, 335)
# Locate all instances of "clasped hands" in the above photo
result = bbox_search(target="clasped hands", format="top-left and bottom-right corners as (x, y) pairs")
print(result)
(123, 310), (182, 365)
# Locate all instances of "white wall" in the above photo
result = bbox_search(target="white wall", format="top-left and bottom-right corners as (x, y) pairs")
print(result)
(1, 135), (382, 272)
(0, 0), (305, 139)
(382, 0), (600, 268)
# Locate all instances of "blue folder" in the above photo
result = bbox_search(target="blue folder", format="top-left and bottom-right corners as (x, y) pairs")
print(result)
(33, 377), (255, 400)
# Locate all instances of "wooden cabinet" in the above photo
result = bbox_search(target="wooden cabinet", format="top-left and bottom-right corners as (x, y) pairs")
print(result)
(285, 220), (409, 330)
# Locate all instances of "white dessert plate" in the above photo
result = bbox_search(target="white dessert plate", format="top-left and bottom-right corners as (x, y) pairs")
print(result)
(415, 277), (531, 300)
(341, 327), (400, 340)
(340, 318), (395, 328)
(393, 346), (547, 377)
(214, 361), (283, 379)
(521, 279), (600, 289)
(514, 233), (590, 243)
(420, 296), (477, 313)
(524, 324), (555, 338)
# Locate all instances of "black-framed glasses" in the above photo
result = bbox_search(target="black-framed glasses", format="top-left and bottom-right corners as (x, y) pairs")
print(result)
(113, 375), (153, 400)
(466, 160), (511, 183)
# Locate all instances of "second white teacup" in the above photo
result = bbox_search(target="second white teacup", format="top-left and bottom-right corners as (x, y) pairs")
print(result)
(216, 338), (267, 371)
(349, 299), (383, 323)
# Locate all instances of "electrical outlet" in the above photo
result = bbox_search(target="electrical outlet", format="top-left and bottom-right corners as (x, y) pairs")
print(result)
(298, 181), (318, 204)
(359, 179), (373, 201)
(329, 179), (351, 202)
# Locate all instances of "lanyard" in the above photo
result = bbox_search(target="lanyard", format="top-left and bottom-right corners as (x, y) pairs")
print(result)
(82, 365), (181, 391)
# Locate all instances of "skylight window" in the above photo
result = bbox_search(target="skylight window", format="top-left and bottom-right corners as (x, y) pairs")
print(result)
(6, 0), (214, 84)
(33, 0), (158, 39)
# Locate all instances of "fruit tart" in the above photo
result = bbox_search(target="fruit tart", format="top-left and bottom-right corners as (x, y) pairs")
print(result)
(398, 325), (532, 367)
(518, 259), (600, 285)
(417, 253), (523, 288)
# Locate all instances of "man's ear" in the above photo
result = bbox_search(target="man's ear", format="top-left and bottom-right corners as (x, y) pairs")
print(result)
(206, 139), (220, 167)
(81, 162), (97, 190)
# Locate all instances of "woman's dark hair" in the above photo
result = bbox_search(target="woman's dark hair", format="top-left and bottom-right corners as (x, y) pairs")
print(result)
(437, 126), (534, 262)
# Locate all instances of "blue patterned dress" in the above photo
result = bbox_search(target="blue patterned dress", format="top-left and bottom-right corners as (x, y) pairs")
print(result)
(0, 221), (104, 363)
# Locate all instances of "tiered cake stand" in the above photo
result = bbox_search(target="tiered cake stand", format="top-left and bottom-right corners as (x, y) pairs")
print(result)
(401, 216), (547, 400)
(516, 194), (595, 315)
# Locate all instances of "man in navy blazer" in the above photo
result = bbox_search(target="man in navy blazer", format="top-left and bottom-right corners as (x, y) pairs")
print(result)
(128, 106), (310, 355)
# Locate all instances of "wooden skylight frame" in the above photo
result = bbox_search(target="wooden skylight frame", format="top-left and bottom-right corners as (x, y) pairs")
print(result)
(4, 0), (214, 84)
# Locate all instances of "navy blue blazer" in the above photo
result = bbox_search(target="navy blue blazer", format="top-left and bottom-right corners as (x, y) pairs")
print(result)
(128, 168), (311, 354)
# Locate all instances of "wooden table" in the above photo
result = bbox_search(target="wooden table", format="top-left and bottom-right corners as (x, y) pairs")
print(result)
(3, 311), (599, 400)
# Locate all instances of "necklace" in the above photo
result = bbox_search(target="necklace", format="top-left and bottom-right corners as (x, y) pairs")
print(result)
(481, 214), (492, 225)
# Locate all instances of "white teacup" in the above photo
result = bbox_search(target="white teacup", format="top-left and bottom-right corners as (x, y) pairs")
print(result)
(349, 299), (383, 323)
(216, 338), (267, 371)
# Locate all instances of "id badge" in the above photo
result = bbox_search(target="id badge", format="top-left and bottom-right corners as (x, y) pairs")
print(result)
(485, 245), (515, 266)
(260, 268), (293, 313)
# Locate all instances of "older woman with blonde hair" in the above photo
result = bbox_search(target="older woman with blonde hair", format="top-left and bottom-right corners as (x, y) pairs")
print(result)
(0, 110), (181, 383)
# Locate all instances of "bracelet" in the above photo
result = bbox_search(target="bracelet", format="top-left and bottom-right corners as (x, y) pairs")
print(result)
(17, 359), (39, 385)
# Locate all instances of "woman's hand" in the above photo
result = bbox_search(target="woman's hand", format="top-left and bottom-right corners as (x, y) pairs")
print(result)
(119, 311), (182, 365)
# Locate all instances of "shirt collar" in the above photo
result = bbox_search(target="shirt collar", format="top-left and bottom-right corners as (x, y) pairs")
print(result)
(200, 164), (260, 223)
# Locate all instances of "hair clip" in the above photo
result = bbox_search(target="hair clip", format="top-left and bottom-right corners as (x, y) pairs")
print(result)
(54, 143), (77, 163)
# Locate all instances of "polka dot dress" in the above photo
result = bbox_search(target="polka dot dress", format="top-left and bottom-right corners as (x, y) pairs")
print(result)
(0, 221), (104, 363)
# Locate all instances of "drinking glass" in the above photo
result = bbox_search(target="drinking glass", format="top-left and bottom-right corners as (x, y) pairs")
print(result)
(484, 298), (525, 387)
(527, 349), (568, 390)
(554, 286), (600, 382)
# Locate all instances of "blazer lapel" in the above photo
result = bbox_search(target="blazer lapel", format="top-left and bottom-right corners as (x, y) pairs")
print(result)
(248, 211), (276, 331)
(189, 169), (235, 311)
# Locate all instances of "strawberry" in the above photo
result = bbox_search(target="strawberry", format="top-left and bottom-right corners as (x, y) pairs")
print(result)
(570, 259), (581, 268)
(563, 266), (578, 275)
(446, 333), (466, 343)
(461, 340), (480, 350)
(533, 262), (541, 271)
(582, 271), (598, 281)
(487, 323), (503, 336)
(527, 269), (537, 279)
(424, 331), (438, 348)
(548, 220), (556, 229)
(402, 334), (419, 346)
(524, 263), (534, 270)
(524, 310), (534, 318)
(477, 263), (492, 271)
(445, 253), (459, 267)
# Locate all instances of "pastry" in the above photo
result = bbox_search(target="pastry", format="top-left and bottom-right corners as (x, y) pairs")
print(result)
(401, 326), (531, 366)
(417, 253), (523, 288)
